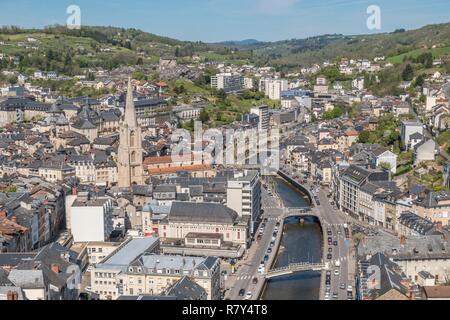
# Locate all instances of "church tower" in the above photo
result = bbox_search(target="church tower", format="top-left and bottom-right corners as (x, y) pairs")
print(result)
(117, 78), (144, 187)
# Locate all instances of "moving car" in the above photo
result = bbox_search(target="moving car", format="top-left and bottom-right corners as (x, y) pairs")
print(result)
(334, 269), (340, 276)
(347, 285), (353, 292)
(245, 292), (253, 300)
(340, 283), (346, 290)
(238, 289), (245, 296)
(333, 241), (338, 246)
(327, 253), (333, 260)
(252, 277), (258, 284)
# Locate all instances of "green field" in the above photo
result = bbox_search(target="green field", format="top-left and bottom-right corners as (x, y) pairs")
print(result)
(387, 46), (450, 64)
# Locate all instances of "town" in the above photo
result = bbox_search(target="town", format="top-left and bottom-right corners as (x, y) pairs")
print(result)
(1, 18), (450, 303)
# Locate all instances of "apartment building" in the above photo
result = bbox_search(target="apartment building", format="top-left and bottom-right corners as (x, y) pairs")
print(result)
(118, 255), (220, 300)
(210, 73), (244, 93)
(70, 193), (114, 243)
(91, 237), (160, 300)
(250, 105), (270, 131)
(337, 165), (389, 219)
(226, 170), (261, 235)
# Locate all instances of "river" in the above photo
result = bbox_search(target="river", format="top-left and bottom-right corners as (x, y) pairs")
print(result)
(261, 177), (322, 300)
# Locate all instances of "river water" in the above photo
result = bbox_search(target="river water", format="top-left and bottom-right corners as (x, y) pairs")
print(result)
(261, 178), (322, 300)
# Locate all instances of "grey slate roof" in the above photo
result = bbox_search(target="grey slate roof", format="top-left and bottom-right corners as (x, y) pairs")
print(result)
(169, 201), (238, 224)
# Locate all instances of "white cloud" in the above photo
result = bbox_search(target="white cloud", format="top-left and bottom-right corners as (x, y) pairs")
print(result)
(259, 0), (299, 15)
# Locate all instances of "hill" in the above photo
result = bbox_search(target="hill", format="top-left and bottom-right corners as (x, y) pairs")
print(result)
(246, 22), (450, 69)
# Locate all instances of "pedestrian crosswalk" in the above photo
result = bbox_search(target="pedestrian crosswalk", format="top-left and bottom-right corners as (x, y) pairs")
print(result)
(237, 275), (252, 281)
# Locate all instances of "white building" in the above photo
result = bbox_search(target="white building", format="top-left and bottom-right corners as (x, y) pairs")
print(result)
(226, 170), (261, 235)
(264, 79), (288, 101)
(401, 121), (424, 150)
(71, 194), (114, 243)
(210, 73), (243, 93)
(352, 77), (365, 91)
(250, 105), (270, 130)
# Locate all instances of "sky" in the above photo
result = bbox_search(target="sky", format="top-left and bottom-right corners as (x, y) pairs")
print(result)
(1, 0), (450, 42)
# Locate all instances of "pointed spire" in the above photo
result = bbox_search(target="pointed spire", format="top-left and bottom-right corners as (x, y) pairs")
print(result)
(124, 77), (137, 127)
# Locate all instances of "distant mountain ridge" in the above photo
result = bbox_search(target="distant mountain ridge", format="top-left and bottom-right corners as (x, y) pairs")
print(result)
(216, 39), (263, 46)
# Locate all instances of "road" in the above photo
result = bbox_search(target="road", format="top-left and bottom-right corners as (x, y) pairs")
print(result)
(225, 184), (283, 300)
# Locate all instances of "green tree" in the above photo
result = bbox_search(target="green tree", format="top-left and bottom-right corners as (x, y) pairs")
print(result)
(358, 130), (371, 143)
(199, 109), (210, 123)
(402, 64), (414, 81)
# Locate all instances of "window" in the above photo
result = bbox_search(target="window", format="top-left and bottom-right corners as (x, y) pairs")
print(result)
(130, 131), (136, 147)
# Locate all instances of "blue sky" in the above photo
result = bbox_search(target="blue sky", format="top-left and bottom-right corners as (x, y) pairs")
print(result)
(1, 0), (450, 42)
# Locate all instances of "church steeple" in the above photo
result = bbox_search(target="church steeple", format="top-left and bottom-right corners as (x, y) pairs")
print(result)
(124, 77), (137, 127)
(117, 77), (144, 188)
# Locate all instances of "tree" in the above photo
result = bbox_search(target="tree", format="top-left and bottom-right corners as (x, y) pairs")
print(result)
(199, 109), (210, 123)
(414, 74), (425, 88)
(358, 130), (371, 143)
(402, 64), (414, 81)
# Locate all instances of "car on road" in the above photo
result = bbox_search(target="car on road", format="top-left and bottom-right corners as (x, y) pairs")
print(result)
(274, 226), (279, 232)
(270, 242), (275, 248)
(261, 223), (266, 228)
(276, 222), (280, 227)
(245, 292), (253, 300)
(328, 247), (333, 253)
(252, 277), (258, 284)
(257, 234), (262, 241)
(332, 292), (338, 299)
(238, 289), (245, 296)
(340, 283), (346, 290)
(347, 292), (353, 300)
(258, 265), (265, 274)
(333, 241), (338, 246)
(327, 253), (332, 260)
(264, 218), (268, 223)
(272, 232), (277, 237)
(85, 286), (92, 292)
(334, 269), (340, 276)
(264, 255), (269, 262)
(326, 270), (331, 276)
(267, 248), (272, 254)
(327, 237), (332, 245)
(347, 285), (352, 292)
(327, 230), (332, 236)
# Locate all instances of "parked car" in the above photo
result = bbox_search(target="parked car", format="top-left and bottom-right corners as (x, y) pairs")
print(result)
(245, 292), (253, 300)
(252, 277), (258, 284)
(327, 254), (332, 260)
(238, 289), (245, 296)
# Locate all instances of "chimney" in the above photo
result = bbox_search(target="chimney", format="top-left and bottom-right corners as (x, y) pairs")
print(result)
(11, 216), (17, 224)
(72, 187), (78, 196)
(7, 291), (18, 300)
(400, 235), (407, 247)
(436, 221), (443, 231)
(51, 264), (60, 274)
(0, 211), (6, 219)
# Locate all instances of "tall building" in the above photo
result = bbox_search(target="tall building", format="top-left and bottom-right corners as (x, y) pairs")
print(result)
(250, 105), (270, 130)
(118, 78), (144, 187)
(210, 73), (244, 93)
(260, 78), (288, 101)
(226, 170), (261, 235)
